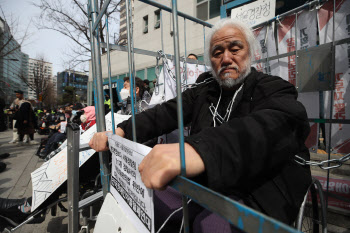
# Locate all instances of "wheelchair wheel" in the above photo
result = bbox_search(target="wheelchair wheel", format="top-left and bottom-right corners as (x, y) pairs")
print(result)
(295, 177), (327, 233)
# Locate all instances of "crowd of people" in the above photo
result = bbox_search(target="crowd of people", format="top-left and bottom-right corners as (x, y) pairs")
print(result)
(1, 18), (312, 233)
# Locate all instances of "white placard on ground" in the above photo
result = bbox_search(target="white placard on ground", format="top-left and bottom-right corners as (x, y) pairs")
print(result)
(108, 133), (154, 233)
(30, 112), (131, 211)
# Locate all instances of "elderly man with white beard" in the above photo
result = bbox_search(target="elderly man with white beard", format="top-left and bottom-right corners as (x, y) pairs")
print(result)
(89, 18), (311, 231)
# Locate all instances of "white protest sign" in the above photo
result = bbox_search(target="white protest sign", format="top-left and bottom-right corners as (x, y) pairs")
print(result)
(108, 133), (154, 233)
(164, 59), (210, 101)
(60, 121), (67, 133)
(31, 112), (131, 211)
(231, 0), (276, 27)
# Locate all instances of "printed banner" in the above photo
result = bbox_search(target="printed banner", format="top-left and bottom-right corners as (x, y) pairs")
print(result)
(252, 23), (279, 76)
(277, 10), (319, 151)
(314, 175), (350, 212)
(155, 60), (209, 143)
(31, 112), (131, 211)
(319, 0), (350, 153)
(277, 10), (317, 85)
(108, 133), (154, 233)
(164, 59), (210, 101)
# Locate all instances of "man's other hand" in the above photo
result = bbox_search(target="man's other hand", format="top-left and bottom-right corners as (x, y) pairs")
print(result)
(138, 143), (205, 190)
(89, 127), (125, 152)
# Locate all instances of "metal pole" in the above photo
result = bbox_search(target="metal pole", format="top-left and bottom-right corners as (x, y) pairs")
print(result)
(126, 0), (137, 141)
(295, 13), (298, 89)
(67, 123), (80, 233)
(326, 0), (336, 207)
(160, 10), (165, 54)
(171, 0), (189, 232)
(265, 24), (270, 74)
(88, 2), (99, 110)
(203, 26), (207, 71)
(184, 19), (188, 88)
(90, 0), (110, 197)
(139, 0), (213, 28)
(105, 16), (116, 134)
(130, 0), (137, 114)
(92, 0), (112, 32)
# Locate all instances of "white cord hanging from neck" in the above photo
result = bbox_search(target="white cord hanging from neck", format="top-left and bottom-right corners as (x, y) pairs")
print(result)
(210, 83), (244, 127)
(212, 86), (222, 127)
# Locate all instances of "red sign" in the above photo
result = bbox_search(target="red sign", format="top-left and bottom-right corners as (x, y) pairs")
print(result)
(313, 175), (350, 212)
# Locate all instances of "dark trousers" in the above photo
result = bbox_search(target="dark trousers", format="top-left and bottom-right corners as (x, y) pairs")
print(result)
(19, 133), (34, 141)
(42, 132), (66, 155)
(154, 187), (246, 233)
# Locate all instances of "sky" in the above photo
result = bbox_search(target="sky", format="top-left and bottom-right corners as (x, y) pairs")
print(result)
(2, 0), (74, 74)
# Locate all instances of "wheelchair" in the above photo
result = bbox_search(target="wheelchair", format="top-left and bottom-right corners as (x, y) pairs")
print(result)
(295, 177), (327, 233)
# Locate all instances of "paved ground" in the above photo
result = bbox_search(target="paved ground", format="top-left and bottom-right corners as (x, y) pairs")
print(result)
(0, 129), (69, 233)
(1, 127), (350, 233)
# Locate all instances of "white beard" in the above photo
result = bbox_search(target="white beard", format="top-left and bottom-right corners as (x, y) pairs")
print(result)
(212, 60), (251, 88)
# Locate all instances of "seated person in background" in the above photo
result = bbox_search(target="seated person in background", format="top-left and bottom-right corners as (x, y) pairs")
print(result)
(143, 80), (152, 102)
(90, 18), (311, 232)
(187, 53), (198, 60)
(80, 106), (96, 132)
(39, 104), (83, 159)
(55, 107), (66, 123)
(118, 76), (150, 114)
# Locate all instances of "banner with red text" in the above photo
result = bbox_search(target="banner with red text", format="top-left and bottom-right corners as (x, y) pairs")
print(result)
(164, 59), (210, 101)
(314, 175), (350, 212)
(252, 23), (279, 76)
(319, 0), (350, 153)
(277, 10), (319, 151)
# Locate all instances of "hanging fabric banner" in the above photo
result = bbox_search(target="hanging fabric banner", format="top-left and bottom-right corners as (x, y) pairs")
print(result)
(277, 10), (319, 151)
(157, 59), (209, 144)
(252, 23), (279, 76)
(164, 59), (210, 101)
(318, 0), (350, 153)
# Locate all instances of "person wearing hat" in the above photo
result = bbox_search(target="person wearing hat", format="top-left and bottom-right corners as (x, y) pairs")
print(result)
(8, 90), (26, 144)
(16, 99), (38, 146)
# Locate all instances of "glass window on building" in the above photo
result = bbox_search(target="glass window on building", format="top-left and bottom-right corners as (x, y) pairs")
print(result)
(143, 15), (148, 34)
(154, 10), (160, 29)
(196, 0), (221, 21)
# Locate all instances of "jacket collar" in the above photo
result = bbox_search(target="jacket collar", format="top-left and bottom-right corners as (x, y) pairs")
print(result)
(205, 67), (259, 104)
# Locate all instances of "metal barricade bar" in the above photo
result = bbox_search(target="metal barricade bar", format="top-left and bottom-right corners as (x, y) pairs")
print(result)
(138, 0), (213, 28)
(170, 0), (190, 232)
(170, 176), (301, 233)
(85, 0), (344, 232)
(89, 0), (110, 198)
(100, 42), (207, 65)
(91, 0), (112, 33)
(67, 123), (81, 233)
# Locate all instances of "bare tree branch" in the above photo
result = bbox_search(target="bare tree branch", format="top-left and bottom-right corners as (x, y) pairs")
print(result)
(32, 0), (121, 70)
(18, 55), (54, 106)
(0, 6), (32, 58)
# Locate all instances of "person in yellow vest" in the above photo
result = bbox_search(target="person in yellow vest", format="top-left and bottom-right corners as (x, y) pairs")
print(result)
(104, 94), (111, 109)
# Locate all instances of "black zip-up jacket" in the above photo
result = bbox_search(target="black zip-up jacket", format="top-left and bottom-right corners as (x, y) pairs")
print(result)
(118, 68), (312, 224)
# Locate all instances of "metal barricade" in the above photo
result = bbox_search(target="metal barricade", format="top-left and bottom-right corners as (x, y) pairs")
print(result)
(82, 0), (349, 232)
(67, 123), (80, 233)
